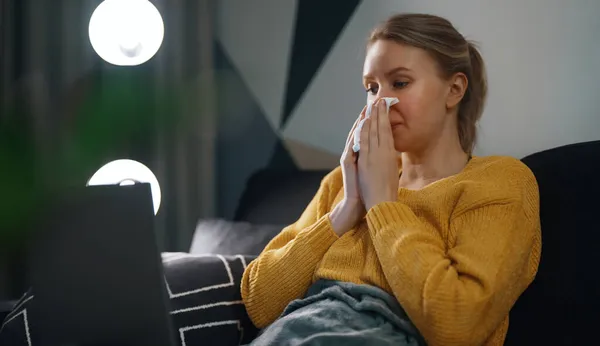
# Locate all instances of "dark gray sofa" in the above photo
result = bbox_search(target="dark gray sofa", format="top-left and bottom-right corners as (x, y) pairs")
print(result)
(192, 140), (599, 345)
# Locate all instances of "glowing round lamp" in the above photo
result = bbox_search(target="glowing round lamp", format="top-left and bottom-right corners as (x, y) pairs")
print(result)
(87, 159), (162, 215)
(88, 0), (164, 66)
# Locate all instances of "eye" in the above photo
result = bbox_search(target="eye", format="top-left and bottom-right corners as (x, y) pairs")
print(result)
(365, 85), (379, 95)
(393, 81), (409, 89)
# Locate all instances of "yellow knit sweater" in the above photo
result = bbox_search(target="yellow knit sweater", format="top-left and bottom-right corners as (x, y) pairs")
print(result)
(241, 156), (541, 346)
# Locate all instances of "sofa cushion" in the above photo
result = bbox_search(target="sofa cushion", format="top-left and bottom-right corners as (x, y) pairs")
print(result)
(505, 140), (600, 345)
(0, 253), (259, 346)
(190, 219), (284, 256)
(234, 169), (329, 224)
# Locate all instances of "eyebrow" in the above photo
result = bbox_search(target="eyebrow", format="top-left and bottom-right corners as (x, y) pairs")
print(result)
(363, 66), (411, 81)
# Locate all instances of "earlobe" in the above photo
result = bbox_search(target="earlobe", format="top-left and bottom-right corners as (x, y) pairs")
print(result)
(446, 72), (468, 109)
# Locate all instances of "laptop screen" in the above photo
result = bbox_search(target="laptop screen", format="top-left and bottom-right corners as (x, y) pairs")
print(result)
(28, 183), (175, 346)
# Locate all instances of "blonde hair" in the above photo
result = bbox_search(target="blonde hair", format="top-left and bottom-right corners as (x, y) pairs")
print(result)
(368, 13), (488, 154)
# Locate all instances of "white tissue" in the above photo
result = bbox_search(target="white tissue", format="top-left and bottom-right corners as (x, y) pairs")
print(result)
(352, 97), (399, 152)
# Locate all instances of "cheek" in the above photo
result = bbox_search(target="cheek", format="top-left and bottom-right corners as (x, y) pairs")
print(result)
(393, 94), (424, 123)
(396, 85), (443, 125)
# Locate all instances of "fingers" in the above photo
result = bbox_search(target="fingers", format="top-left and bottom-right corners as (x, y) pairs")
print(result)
(368, 99), (385, 149)
(372, 100), (384, 148)
(342, 105), (368, 165)
(359, 99), (380, 157)
(342, 134), (358, 165)
(345, 105), (368, 147)
(378, 99), (394, 149)
(359, 112), (370, 156)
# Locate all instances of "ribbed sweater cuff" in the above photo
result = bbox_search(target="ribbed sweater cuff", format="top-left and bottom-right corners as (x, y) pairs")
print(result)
(300, 213), (339, 257)
(366, 201), (421, 232)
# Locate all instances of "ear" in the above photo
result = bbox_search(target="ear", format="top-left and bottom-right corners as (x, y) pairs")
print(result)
(446, 72), (468, 109)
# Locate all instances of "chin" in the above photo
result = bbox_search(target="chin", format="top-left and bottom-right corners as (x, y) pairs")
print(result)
(392, 134), (410, 153)
(393, 137), (422, 153)
(393, 142), (410, 153)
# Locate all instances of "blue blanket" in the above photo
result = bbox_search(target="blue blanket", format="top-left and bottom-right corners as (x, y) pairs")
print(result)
(247, 280), (426, 346)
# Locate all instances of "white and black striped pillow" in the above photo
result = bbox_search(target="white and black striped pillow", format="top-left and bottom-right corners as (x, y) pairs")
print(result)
(0, 253), (259, 346)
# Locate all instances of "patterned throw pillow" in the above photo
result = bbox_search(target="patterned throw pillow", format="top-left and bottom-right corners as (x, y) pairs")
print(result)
(0, 253), (259, 346)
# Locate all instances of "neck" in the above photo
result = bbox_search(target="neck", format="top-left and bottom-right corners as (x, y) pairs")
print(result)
(399, 129), (470, 187)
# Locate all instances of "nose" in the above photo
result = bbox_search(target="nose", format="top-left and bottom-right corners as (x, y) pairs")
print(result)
(366, 86), (396, 104)
(374, 95), (395, 105)
(375, 86), (395, 101)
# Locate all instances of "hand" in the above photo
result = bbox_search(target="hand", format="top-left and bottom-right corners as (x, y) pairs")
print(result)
(330, 107), (368, 237)
(340, 105), (367, 202)
(357, 99), (399, 211)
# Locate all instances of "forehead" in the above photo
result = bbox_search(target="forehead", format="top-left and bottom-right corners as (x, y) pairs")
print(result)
(363, 40), (436, 76)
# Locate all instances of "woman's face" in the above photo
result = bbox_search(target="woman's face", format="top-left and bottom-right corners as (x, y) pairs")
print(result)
(363, 40), (458, 153)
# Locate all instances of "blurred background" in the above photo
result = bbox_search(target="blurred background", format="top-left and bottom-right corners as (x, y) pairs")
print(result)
(1, 0), (599, 300)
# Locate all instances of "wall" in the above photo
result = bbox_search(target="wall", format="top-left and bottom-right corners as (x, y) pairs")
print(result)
(1, 0), (216, 284)
(215, 0), (600, 219)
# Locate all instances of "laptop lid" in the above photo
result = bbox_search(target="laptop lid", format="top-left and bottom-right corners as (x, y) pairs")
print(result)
(28, 183), (175, 346)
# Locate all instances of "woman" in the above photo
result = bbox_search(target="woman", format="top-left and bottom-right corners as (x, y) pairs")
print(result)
(241, 13), (541, 346)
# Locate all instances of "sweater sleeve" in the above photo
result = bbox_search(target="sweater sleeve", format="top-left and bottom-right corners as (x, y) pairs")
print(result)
(365, 167), (541, 346)
(241, 169), (341, 329)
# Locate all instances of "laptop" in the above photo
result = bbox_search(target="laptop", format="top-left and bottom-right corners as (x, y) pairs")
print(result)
(27, 183), (176, 346)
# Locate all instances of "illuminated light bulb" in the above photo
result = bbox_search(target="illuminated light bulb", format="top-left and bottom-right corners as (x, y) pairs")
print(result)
(89, 0), (164, 66)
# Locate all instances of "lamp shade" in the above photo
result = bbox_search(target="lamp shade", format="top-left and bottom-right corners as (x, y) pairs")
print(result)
(89, 0), (164, 66)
